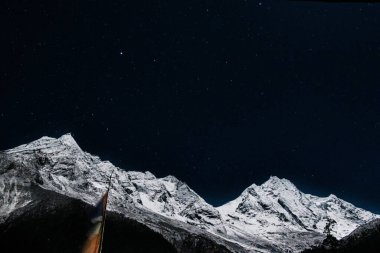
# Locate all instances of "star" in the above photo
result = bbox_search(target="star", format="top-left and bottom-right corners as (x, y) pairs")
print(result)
(120, 51), (124, 55)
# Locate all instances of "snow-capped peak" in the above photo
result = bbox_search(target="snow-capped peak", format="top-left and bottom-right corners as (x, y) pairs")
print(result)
(218, 176), (379, 244)
(58, 133), (82, 150)
(262, 176), (297, 190)
(5, 133), (81, 155)
(1, 134), (223, 229)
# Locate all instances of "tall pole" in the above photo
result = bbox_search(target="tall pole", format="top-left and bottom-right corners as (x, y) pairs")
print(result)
(98, 171), (114, 253)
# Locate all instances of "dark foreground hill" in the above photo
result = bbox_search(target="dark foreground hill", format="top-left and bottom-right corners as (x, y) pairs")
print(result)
(0, 187), (230, 253)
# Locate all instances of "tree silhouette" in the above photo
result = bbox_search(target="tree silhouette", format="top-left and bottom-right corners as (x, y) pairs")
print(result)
(323, 218), (338, 250)
(324, 217), (337, 236)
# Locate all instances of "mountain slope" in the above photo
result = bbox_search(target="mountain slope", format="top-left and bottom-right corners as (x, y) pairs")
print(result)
(0, 134), (378, 252)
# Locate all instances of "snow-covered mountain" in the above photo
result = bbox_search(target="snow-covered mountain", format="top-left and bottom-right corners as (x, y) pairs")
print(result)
(217, 177), (378, 252)
(0, 134), (378, 252)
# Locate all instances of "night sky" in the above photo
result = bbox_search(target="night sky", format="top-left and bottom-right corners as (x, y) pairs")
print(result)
(2, 1), (380, 212)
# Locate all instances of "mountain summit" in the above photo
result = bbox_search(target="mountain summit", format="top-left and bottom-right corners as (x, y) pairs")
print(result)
(0, 134), (378, 252)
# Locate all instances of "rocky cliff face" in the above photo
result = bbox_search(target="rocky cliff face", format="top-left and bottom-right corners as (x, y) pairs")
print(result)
(0, 134), (378, 252)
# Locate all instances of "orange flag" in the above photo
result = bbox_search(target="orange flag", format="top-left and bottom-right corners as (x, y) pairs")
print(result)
(82, 191), (109, 253)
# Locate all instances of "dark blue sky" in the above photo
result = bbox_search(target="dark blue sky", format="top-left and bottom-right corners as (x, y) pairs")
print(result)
(1, 0), (380, 212)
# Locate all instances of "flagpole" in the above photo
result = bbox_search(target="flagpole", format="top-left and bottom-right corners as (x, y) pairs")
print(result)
(98, 193), (107, 253)
(98, 171), (114, 253)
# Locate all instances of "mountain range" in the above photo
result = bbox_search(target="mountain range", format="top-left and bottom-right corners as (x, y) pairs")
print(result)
(0, 134), (378, 252)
